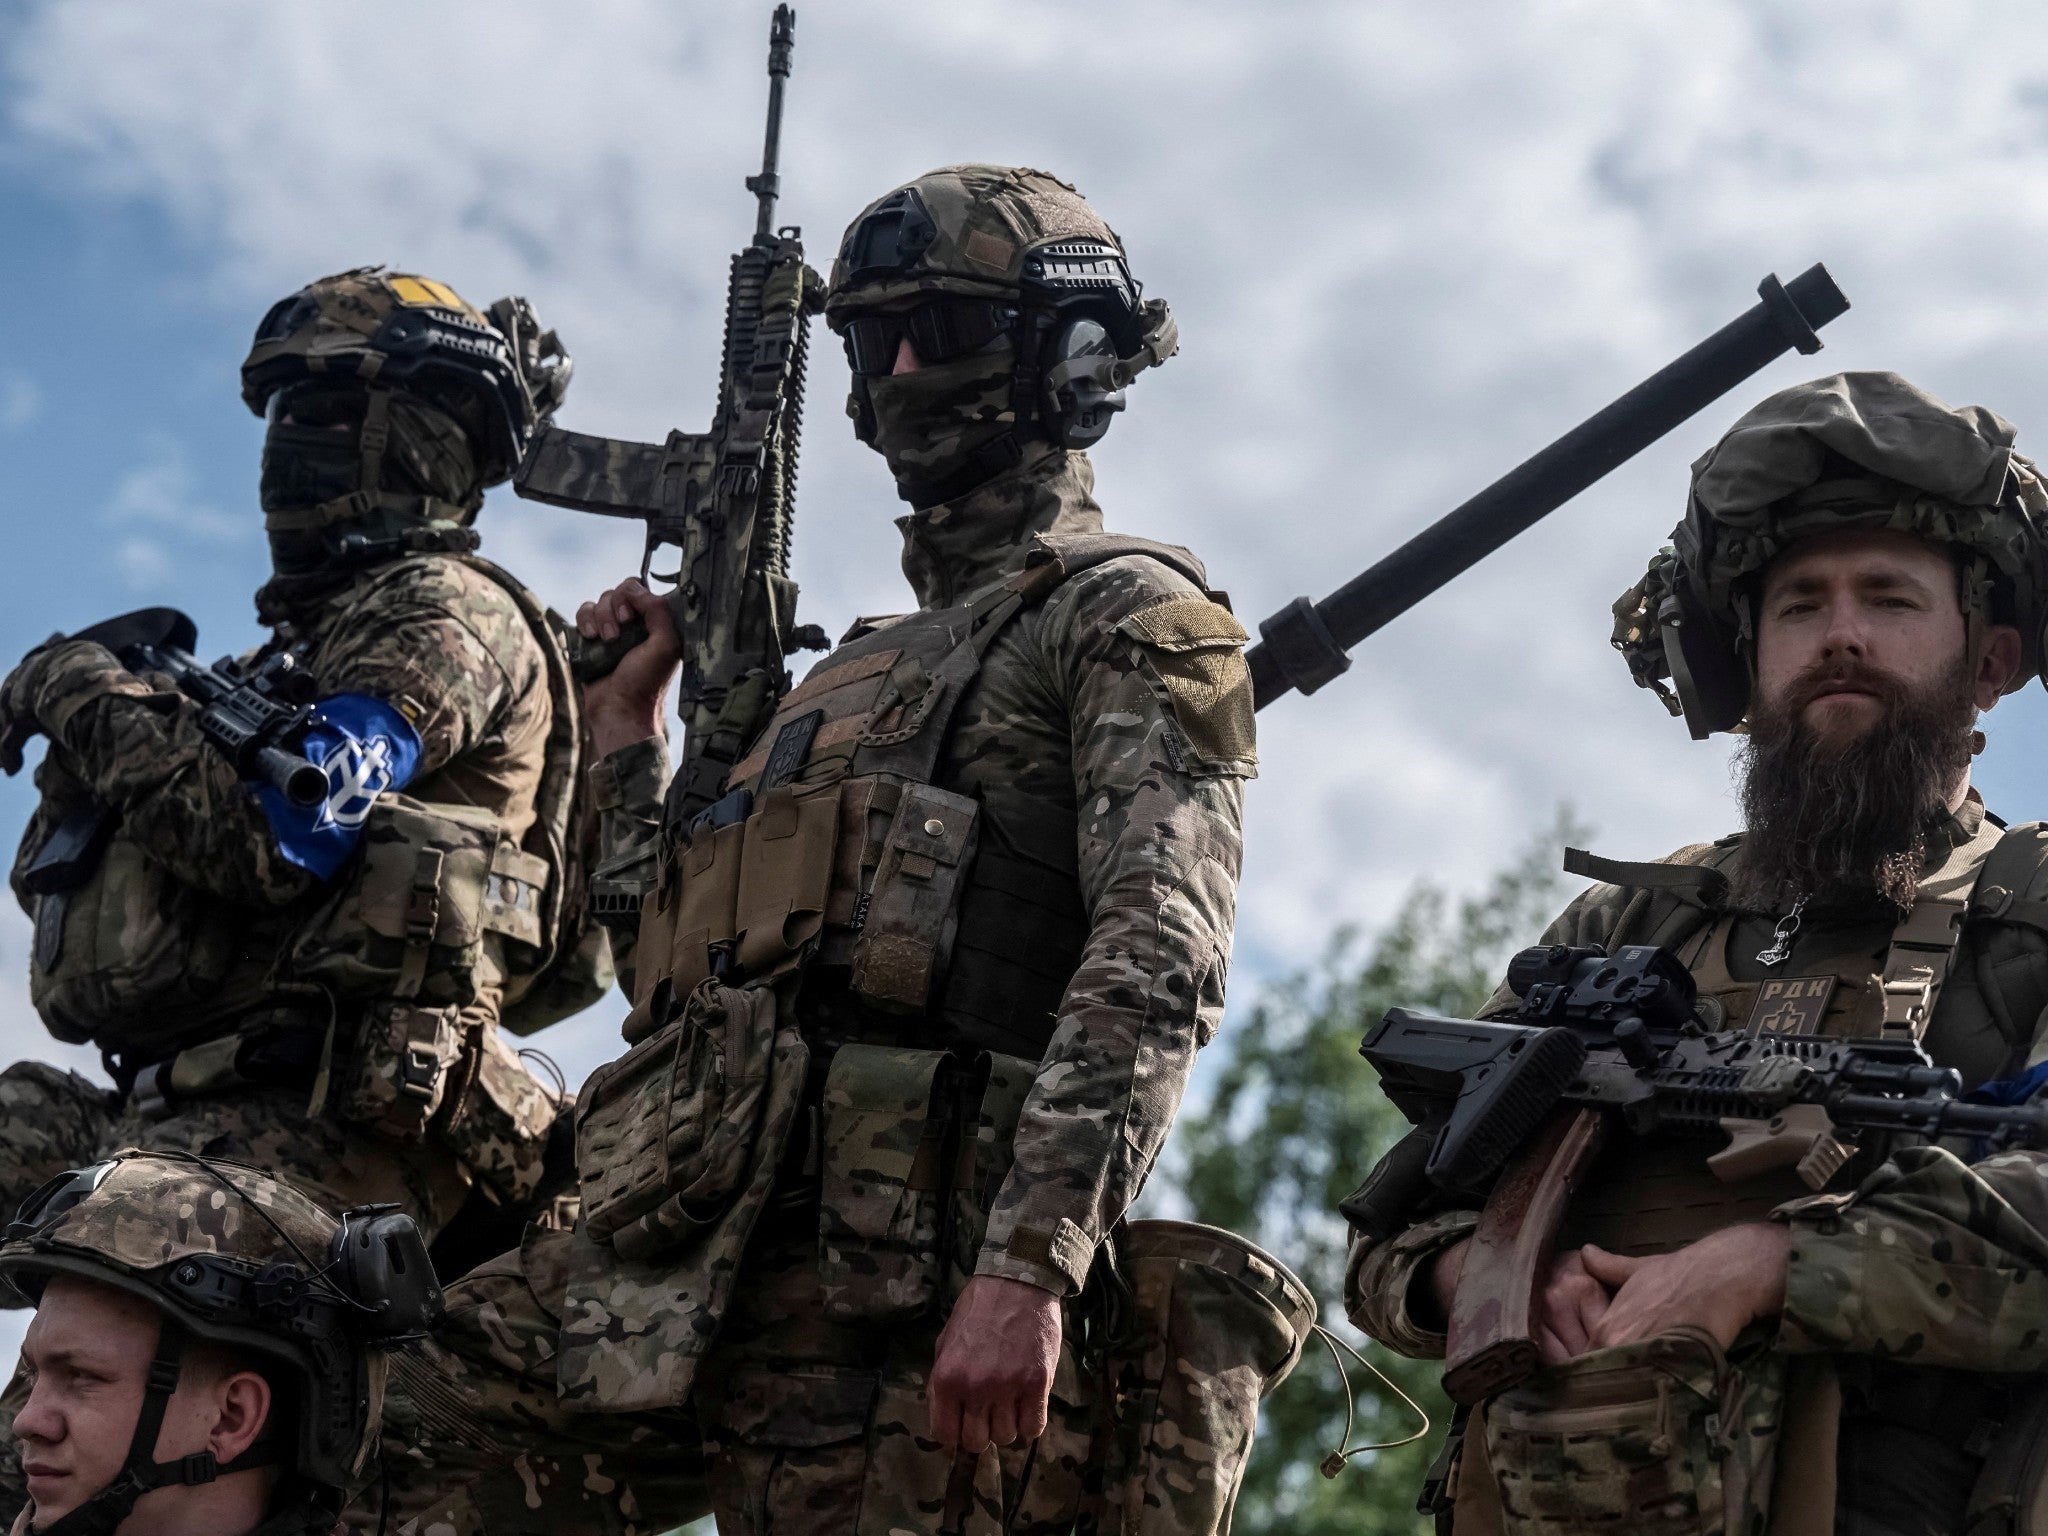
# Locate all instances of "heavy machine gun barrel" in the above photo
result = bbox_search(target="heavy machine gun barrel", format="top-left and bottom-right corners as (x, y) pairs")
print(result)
(1247, 265), (1851, 710)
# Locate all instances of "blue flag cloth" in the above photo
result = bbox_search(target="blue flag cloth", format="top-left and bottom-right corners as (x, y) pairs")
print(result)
(1966, 1058), (2048, 1108)
(254, 693), (423, 880)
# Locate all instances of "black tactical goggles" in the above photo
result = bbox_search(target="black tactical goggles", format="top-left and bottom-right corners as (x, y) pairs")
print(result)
(840, 298), (1018, 377)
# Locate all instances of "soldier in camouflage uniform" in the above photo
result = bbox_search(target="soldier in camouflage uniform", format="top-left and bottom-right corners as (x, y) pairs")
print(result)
(370, 165), (1311, 1536)
(0, 271), (597, 1511)
(1, 1149), (440, 1535)
(1348, 372), (2048, 1536)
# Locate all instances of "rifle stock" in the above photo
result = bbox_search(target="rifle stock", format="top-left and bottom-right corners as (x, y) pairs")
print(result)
(1442, 1106), (1608, 1404)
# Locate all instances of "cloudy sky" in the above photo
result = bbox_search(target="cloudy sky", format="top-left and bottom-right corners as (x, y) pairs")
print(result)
(6, 1), (2048, 1359)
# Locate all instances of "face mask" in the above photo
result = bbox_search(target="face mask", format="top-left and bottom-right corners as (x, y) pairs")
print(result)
(258, 391), (481, 575)
(860, 342), (1020, 506)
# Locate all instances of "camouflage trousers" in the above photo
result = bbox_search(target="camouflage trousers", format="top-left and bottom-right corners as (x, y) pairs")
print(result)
(365, 1201), (1099, 1536)
(0, 1057), (476, 1520)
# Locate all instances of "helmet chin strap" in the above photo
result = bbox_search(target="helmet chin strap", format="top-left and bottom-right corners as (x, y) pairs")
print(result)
(36, 1321), (279, 1536)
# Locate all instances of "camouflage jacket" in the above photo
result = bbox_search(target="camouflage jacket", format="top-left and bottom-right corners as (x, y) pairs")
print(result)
(1345, 800), (2048, 1375)
(594, 446), (1254, 1294)
(11, 554), (551, 1012)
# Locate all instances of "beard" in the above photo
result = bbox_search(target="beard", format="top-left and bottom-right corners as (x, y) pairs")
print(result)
(1731, 652), (1977, 915)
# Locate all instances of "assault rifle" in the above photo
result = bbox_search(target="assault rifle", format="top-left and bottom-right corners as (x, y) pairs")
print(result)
(1346, 943), (2048, 1405)
(515, 4), (828, 820)
(2, 606), (327, 895)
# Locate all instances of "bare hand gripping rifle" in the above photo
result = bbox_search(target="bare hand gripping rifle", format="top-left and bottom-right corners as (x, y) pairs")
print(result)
(515, 5), (828, 820)
(1348, 943), (2048, 1404)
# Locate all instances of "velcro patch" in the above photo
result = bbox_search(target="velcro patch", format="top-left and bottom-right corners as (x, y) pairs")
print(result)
(1748, 975), (1838, 1036)
(1116, 596), (1256, 771)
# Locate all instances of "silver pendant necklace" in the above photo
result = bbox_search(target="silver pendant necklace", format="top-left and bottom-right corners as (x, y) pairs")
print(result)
(1757, 895), (1808, 967)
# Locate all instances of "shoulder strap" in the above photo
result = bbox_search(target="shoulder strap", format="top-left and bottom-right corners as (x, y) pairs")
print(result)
(1563, 846), (1733, 907)
(1878, 816), (2005, 1041)
(1967, 821), (2048, 938)
(1025, 529), (1211, 595)
(449, 554), (589, 1008)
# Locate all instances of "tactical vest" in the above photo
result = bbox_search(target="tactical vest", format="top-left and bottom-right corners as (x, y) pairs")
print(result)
(16, 555), (595, 1193)
(1462, 820), (2048, 1536)
(624, 529), (1214, 1058)
(1557, 817), (2012, 1257)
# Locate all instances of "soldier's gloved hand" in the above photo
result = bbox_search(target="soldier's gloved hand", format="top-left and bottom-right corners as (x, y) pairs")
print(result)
(577, 577), (683, 758)
(0, 639), (126, 774)
(928, 1274), (1062, 1454)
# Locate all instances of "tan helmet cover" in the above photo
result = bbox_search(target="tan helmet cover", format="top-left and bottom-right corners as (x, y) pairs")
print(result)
(1613, 371), (2048, 731)
(241, 266), (571, 485)
(827, 164), (1127, 318)
(0, 1150), (386, 1489)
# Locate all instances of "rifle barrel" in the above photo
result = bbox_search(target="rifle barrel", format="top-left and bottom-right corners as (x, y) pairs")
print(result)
(1247, 264), (1851, 710)
(752, 6), (796, 240)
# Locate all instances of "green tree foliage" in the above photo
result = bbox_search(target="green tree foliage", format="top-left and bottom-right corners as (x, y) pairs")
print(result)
(1166, 813), (1585, 1536)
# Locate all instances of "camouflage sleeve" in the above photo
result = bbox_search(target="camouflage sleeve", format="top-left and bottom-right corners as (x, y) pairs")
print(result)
(308, 559), (537, 780)
(587, 734), (671, 999)
(975, 557), (1256, 1296)
(8, 639), (314, 906)
(1778, 1145), (2048, 1368)
(1344, 1209), (1480, 1357)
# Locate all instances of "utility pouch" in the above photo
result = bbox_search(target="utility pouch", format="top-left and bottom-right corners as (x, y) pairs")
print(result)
(338, 1000), (468, 1144)
(818, 1044), (954, 1324)
(947, 1050), (1038, 1296)
(576, 977), (781, 1260)
(24, 824), (242, 1049)
(1481, 1329), (1783, 1536)
(434, 1023), (560, 1204)
(668, 818), (745, 1001)
(851, 784), (980, 1011)
(286, 795), (499, 1007)
(734, 784), (842, 980)
(1101, 1221), (1316, 1536)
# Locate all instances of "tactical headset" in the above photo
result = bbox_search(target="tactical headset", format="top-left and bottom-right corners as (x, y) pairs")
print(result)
(836, 187), (1176, 462)
(2, 1155), (441, 1535)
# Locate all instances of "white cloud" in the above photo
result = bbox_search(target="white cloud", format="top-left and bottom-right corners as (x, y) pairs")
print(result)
(104, 436), (240, 542)
(7, 0), (2048, 1206)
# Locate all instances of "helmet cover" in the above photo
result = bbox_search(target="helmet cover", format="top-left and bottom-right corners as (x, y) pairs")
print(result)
(1613, 371), (2048, 734)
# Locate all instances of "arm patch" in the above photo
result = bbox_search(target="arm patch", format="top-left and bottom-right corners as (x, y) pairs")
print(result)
(254, 693), (424, 880)
(1116, 595), (1257, 773)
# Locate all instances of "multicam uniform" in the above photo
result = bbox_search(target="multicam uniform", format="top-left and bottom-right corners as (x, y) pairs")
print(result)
(1350, 806), (2048, 1536)
(0, 550), (570, 1228)
(1346, 374), (2048, 1536)
(373, 441), (1298, 1535)
(0, 270), (586, 1515)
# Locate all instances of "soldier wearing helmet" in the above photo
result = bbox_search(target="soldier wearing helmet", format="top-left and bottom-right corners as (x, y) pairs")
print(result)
(1348, 372), (2048, 1536)
(366, 166), (1278, 1535)
(1, 1149), (439, 1535)
(0, 269), (596, 1513)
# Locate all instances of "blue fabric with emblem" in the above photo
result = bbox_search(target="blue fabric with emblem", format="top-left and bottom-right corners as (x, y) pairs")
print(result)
(254, 694), (423, 880)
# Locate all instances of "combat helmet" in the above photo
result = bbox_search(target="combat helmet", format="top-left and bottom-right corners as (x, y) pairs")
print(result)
(0, 1150), (442, 1534)
(1612, 371), (2048, 737)
(242, 267), (571, 486)
(827, 165), (1178, 483)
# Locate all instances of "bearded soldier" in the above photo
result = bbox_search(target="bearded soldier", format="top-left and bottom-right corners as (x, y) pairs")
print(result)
(1348, 371), (2048, 1536)
(372, 165), (1311, 1535)
(1, 1150), (440, 1536)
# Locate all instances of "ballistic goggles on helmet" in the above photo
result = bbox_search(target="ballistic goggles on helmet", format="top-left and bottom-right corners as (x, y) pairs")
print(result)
(840, 298), (1019, 376)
